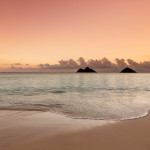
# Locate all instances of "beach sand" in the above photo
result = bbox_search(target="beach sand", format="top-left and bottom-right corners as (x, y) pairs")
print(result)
(1, 110), (150, 150)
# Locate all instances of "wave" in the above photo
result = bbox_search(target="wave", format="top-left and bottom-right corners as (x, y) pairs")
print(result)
(0, 105), (149, 121)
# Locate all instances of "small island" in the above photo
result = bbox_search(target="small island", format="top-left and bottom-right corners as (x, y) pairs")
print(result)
(76, 67), (96, 73)
(120, 67), (137, 73)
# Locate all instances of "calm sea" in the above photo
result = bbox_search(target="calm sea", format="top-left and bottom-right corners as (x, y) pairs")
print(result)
(0, 72), (150, 120)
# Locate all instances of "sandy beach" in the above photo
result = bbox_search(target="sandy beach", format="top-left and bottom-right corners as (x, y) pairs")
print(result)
(0, 110), (150, 150)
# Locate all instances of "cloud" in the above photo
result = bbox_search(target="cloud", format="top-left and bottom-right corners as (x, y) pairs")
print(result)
(37, 57), (117, 70)
(127, 59), (150, 68)
(88, 57), (116, 68)
(2, 57), (150, 72)
(115, 59), (128, 69)
(12, 63), (22, 66)
(38, 59), (79, 69)
(77, 57), (87, 67)
(37, 57), (150, 72)
(59, 59), (78, 68)
(10, 66), (17, 69)
(9, 65), (40, 72)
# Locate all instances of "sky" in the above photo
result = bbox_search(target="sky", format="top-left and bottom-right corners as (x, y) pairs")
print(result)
(0, 0), (150, 72)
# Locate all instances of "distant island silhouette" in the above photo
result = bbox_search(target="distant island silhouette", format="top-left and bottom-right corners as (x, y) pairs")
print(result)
(76, 67), (96, 73)
(120, 67), (137, 73)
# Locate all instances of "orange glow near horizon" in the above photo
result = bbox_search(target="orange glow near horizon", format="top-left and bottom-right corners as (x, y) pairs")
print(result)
(0, 0), (150, 68)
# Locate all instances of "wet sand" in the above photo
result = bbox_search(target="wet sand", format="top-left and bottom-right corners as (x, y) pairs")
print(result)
(0, 110), (112, 150)
(1, 110), (150, 150)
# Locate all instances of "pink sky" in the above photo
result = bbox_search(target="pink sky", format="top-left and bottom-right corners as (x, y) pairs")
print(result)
(0, 0), (150, 69)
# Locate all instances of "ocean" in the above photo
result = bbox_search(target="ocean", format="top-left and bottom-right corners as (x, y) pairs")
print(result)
(0, 72), (150, 120)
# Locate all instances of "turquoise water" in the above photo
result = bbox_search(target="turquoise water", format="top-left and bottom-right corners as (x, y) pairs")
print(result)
(0, 73), (150, 120)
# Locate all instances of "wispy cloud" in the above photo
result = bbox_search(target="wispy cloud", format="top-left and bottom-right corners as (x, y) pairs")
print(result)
(11, 63), (22, 66)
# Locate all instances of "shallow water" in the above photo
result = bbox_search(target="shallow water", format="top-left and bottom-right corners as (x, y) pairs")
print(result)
(0, 72), (150, 120)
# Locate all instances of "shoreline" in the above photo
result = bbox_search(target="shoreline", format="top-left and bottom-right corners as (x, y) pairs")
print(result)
(1, 110), (150, 150)
(0, 108), (149, 121)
